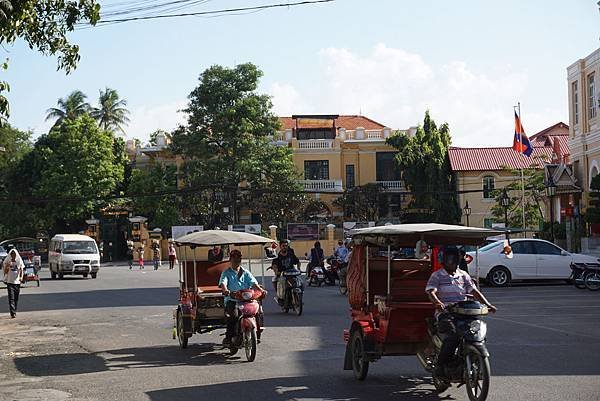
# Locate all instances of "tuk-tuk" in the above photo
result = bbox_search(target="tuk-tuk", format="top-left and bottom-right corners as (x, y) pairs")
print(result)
(173, 230), (273, 360)
(342, 223), (500, 400)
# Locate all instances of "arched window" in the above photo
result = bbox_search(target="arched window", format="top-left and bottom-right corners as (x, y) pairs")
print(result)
(483, 176), (495, 199)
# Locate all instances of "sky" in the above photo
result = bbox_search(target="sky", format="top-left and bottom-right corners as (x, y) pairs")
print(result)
(3, 0), (600, 147)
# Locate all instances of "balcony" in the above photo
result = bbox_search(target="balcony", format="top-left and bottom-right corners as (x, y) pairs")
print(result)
(296, 140), (335, 151)
(376, 180), (403, 192)
(299, 179), (344, 192)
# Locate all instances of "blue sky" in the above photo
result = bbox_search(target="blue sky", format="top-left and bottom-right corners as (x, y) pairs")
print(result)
(4, 0), (600, 146)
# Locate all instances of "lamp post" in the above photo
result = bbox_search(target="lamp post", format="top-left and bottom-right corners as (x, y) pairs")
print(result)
(501, 189), (510, 229)
(545, 177), (557, 243)
(463, 201), (472, 227)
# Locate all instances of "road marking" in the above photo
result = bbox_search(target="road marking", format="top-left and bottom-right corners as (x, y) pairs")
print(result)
(488, 315), (600, 340)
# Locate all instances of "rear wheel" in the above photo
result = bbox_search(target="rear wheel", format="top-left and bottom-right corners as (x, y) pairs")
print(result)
(91, 273), (97, 279)
(293, 291), (303, 316)
(244, 328), (257, 362)
(465, 349), (491, 401)
(58, 273), (64, 279)
(573, 270), (587, 289)
(83, 273), (88, 278)
(487, 267), (510, 287)
(340, 285), (348, 295)
(584, 271), (600, 291)
(177, 311), (188, 349)
(51, 271), (56, 280)
(350, 329), (369, 380)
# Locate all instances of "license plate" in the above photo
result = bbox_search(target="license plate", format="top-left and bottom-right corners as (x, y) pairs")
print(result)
(317, 274), (324, 279)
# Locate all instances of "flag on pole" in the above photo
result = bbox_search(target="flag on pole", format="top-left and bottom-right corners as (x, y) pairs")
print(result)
(512, 111), (533, 157)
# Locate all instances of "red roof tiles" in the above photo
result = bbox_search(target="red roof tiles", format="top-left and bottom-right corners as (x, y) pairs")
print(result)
(449, 147), (554, 171)
(279, 115), (386, 130)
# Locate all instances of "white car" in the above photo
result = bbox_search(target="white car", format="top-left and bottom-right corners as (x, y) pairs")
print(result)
(466, 239), (600, 287)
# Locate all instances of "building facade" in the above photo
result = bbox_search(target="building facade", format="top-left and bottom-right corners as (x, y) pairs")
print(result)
(568, 47), (600, 208)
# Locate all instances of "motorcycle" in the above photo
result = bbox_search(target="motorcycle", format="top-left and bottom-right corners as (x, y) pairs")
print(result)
(227, 289), (265, 362)
(307, 265), (326, 287)
(571, 263), (600, 291)
(570, 263), (589, 289)
(278, 268), (304, 316)
(418, 300), (491, 401)
(326, 255), (347, 294)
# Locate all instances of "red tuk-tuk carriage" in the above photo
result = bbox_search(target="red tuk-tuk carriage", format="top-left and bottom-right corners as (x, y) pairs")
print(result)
(343, 224), (500, 400)
(173, 230), (273, 360)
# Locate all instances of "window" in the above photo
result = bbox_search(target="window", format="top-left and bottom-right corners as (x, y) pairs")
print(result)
(572, 81), (579, 125)
(482, 176), (495, 199)
(345, 165), (355, 189)
(297, 128), (335, 140)
(483, 218), (494, 229)
(533, 241), (562, 255)
(376, 152), (401, 181)
(304, 160), (329, 180)
(510, 241), (536, 255)
(588, 73), (596, 119)
(480, 241), (502, 252)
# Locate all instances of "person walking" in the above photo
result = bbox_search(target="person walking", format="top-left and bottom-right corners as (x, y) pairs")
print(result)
(127, 241), (135, 270)
(168, 241), (177, 270)
(152, 241), (161, 271)
(138, 245), (145, 270)
(2, 249), (24, 318)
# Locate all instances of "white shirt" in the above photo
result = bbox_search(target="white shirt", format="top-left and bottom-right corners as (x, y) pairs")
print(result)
(4, 260), (23, 285)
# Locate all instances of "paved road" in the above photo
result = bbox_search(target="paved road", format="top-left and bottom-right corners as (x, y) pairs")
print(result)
(0, 264), (599, 401)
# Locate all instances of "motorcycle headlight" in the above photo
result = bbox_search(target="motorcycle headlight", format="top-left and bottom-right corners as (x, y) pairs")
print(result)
(469, 320), (487, 339)
(242, 291), (252, 300)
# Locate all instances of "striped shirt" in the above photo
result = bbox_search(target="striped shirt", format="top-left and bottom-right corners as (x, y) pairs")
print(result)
(425, 268), (474, 305)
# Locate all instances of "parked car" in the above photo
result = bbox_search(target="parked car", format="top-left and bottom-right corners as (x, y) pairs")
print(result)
(0, 245), (7, 263)
(466, 239), (600, 287)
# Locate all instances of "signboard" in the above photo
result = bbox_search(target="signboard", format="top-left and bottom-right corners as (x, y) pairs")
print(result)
(228, 224), (262, 234)
(287, 223), (320, 240)
(171, 225), (204, 240)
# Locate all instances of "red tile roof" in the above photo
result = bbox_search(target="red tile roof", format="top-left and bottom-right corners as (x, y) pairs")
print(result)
(279, 115), (386, 130)
(449, 147), (554, 171)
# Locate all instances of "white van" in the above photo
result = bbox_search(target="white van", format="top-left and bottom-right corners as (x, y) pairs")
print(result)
(48, 234), (100, 279)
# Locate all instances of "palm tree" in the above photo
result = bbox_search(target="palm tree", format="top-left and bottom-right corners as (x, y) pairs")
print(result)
(91, 87), (130, 134)
(45, 90), (91, 127)
(0, 0), (12, 21)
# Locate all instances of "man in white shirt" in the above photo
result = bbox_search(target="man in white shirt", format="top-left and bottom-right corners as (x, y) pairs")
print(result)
(3, 249), (24, 318)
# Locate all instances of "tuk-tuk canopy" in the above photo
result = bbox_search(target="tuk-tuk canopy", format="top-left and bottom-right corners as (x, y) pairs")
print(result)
(350, 223), (502, 247)
(175, 230), (273, 247)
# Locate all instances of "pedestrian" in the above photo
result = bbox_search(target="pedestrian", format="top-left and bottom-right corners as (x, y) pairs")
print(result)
(208, 245), (224, 263)
(2, 249), (24, 318)
(168, 240), (177, 270)
(138, 245), (145, 270)
(126, 241), (134, 270)
(152, 241), (161, 270)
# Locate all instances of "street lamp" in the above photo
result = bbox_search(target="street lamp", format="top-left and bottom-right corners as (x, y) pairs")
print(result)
(501, 189), (510, 229)
(545, 177), (557, 243)
(463, 201), (471, 227)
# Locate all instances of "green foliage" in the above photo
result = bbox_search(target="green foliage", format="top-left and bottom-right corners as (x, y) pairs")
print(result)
(6, 115), (125, 233)
(0, 59), (9, 125)
(91, 87), (130, 134)
(489, 161), (546, 230)
(149, 129), (171, 146)
(386, 111), (460, 223)
(127, 164), (179, 229)
(0, 0), (101, 121)
(585, 175), (600, 224)
(334, 183), (382, 222)
(172, 63), (297, 227)
(46, 90), (91, 128)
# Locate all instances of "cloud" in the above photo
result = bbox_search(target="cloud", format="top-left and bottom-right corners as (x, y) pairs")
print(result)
(125, 100), (187, 144)
(268, 43), (562, 147)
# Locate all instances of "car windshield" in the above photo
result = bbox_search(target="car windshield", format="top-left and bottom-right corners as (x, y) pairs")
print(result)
(479, 241), (502, 252)
(0, 245), (5, 254)
(63, 241), (98, 254)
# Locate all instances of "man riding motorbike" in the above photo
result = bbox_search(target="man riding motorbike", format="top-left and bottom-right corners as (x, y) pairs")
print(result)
(270, 240), (300, 303)
(219, 249), (265, 345)
(425, 246), (497, 379)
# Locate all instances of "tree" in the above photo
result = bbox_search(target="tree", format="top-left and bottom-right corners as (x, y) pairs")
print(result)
(490, 162), (547, 230)
(0, 0), (101, 122)
(333, 183), (382, 222)
(10, 115), (125, 232)
(91, 87), (130, 134)
(45, 90), (91, 128)
(128, 164), (180, 229)
(172, 63), (292, 226)
(149, 129), (171, 146)
(386, 111), (460, 223)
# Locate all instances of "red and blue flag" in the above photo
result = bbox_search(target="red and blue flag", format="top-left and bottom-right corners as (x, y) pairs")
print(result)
(512, 111), (533, 157)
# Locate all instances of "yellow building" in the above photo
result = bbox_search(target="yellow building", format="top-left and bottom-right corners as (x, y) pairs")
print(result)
(269, 114), (415, 222)
(449, 123), (569, 229)
(568, 47), (600, 204)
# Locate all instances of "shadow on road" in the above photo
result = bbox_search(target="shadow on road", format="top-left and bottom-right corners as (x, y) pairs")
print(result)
(145, 375), (450, 401)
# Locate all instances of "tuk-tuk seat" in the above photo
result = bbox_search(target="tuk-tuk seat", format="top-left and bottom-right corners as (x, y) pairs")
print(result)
(198, 285), (222, 294)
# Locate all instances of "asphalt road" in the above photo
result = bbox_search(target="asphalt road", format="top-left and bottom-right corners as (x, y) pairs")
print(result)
(0, 264), (599, 401)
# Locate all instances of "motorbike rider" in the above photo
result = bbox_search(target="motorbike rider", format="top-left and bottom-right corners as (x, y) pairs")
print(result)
(307, 241), (325, 277)
(219, 249), (265, 345)
(271, 239), (300, 303)
(425, 246), (497, 379)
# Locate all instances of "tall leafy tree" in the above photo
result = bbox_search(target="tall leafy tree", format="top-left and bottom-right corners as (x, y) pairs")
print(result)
(0, 0), (100, 122)
(91, 87), (131, 134)
(387, 111), (460, 223)
(45, 90), (91, 127)
(334, 183), (382, 222)
(128, 164), (179, 229)
(172, 63), (295, 227)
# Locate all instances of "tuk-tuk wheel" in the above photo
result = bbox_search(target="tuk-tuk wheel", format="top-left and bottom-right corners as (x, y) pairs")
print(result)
(177, 311), (188, 349)
(350, 329), (369, 380)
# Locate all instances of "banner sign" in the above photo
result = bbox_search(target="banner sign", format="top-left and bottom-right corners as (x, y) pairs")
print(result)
(228, 224), (262, 234)
(287, 223), (320, 240)
(171, 225), (204, 240)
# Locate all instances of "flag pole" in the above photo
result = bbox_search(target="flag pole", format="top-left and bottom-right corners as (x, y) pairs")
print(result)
(518, 102), (526, 235)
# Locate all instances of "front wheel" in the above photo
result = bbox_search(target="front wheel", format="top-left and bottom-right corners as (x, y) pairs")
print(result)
(350, 329), (369, 380)
(91, 272), (97, 279)
(244, 328), (257, 362)
(293, 291), (303, 316)
(487, 267), (510, 287)
(584, 271), (600, 291)
(177, 311), (188, 349)
(464, 349), (490, 401)
(573, 270), (587, 289)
